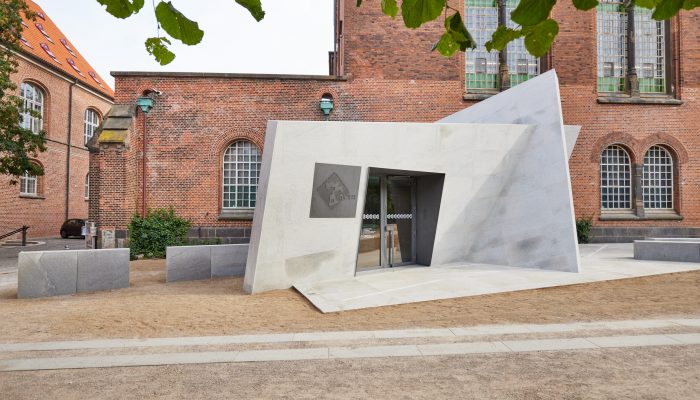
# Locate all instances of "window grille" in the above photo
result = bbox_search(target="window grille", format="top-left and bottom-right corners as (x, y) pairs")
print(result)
(596, 0), (627, 93)
(635, 7), (666, 93)
(20, 82), (43, 134)
(84, 109), (100, 145)
(465, 0), (499, 91)
(20, 172), (38, 196)
(222, 140), (261, 209)
(643, 146), (673, 209)
(504, 0), (539, 85)
(600, 145), (631, 210)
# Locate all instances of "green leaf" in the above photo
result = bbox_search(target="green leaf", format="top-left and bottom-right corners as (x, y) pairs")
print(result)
(235, 0), (266, 22)
(381, 0), (399, 18)
(652, 0), (684, 18)
(145, 37), (176, 65)
(401, 0), (446, 28)
(485, 25), (523, 52)
(96, 0), (145, 19)
(511, 0), (556, 27)
(444, 12), (476, 51)
(572, 0), (599, 10)
(681, 0), (700, 9)
(432, 12), (476, 56)
(155, 1), (204, 45)
(432, 32), (460, 56)
(522, 19), (559, 57)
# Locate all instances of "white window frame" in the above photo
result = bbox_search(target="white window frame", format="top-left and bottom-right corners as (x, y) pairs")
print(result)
(20, 82), (43, 134)
(20, 171), (38, 196)
(222, 140), (261, 210)
(84, 173), (90, 200)
(84, 109), (100, 145)
(600, 145), (632, 210)
(643, 145), (674, 209)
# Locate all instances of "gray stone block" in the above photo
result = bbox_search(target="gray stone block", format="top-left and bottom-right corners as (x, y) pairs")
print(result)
(18, 251), (78, 299)
(634, 240), (700, 262)
(77, 249), (130, 292)
(166, 246), (211, 282)
(211, 244), (249, 278)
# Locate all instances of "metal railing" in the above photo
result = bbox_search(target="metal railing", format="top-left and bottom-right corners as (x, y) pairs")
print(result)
(0, 226), (29, 246)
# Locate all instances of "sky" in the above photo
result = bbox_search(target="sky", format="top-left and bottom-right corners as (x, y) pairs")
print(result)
(37, 0), (335, 89)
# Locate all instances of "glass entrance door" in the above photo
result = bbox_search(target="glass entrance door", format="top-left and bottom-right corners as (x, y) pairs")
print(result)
(357, 174), (416, 272)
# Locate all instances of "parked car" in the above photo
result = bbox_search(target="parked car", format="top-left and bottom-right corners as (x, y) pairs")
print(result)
(60, 219), (85, 239)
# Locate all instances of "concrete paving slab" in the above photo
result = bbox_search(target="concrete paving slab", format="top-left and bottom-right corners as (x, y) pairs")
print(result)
(586, 335), (682, 348)
(329, 345), (422, 359)
(296, 244), (700, 312)
(417, 341), (510, 356)
(664, 333), (700, 345)
(502, 338), (599, 352)
(77, 248), (129, 292)
(166, 246), (211, 282)
(18, 250), (77, 298)
(235, 348), (328, 362)
(372, 328), (455, 339)
(670, 319), (700, 327)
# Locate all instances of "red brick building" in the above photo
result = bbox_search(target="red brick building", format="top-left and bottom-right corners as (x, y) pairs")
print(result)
(0, 1), (114, 240)
(91, 0), (699, 246)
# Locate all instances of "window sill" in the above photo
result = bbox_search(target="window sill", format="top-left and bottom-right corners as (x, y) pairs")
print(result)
(463, 93), (497, 101)
(19, 194), (45, 200)
(597, 96), (683, 106)
(218, 209), (255, 220)
(599, 211), (683, 221)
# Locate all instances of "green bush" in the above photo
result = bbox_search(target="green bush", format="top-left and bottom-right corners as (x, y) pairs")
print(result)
(128, 207), (191, 259)
(576, 216), (593, 244)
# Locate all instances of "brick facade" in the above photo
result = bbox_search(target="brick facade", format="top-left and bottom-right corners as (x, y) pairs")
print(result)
(92, 1), (700, 244)
(1, 54), (112, 240)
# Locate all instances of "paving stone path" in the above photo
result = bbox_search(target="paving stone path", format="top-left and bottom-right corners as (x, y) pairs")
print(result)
(1, 318), (698, 372)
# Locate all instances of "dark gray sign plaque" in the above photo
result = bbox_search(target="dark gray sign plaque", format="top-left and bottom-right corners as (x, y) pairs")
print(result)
(310, 163), (361, 218)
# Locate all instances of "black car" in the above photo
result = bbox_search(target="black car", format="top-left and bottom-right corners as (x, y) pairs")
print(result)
(60, 219), (85, 239)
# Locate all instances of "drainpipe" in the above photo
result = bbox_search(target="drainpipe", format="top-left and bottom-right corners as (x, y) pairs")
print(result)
(64, 79), (77, 221)
(142, 112), (147, 216)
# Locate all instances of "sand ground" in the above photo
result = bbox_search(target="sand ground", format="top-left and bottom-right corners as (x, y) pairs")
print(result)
(0, 259), (698, 343)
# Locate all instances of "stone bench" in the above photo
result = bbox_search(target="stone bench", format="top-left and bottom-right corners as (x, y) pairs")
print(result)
(18, 248), (130, 299)
(166, 244), (248, 282)
(633, 239), (700, 263)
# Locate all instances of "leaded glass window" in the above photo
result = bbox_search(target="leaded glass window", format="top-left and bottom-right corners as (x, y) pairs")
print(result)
(596, 0), (627, 93)
(600, 145), (632, 210)
(635, 8), (666, 93)
(465, 0), (539, 92)
(20, 82), (44, 134)
(222, 140), (261, 209)
(465, 0), (499, 91)
(643, 146), (673, 209)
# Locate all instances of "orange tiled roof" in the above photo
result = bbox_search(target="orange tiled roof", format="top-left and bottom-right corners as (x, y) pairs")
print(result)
(18, 1), (114, 98)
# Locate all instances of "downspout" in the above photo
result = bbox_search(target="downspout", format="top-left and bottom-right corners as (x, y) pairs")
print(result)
(142, 112), (147, 216)
(64, 79), (77, 221)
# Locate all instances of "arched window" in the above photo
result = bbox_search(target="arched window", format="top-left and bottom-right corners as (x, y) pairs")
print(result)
(20, 170), (38, 196)
(643, 145), (674, 209)
(600, 145), (632, 210)
(84, 108), (100, 145)
(84, 173), (90, 199)
(20, 82), (44, 134)
(222, 140), (261, 209)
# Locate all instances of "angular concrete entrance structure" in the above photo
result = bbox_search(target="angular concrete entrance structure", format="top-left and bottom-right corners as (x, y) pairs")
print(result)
(244, 71), (579, 294)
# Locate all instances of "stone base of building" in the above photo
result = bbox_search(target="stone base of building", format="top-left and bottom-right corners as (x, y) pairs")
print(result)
(590, 227), (700, 243)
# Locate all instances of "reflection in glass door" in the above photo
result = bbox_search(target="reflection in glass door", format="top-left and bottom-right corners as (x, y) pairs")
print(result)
(357, 174), (416, 272)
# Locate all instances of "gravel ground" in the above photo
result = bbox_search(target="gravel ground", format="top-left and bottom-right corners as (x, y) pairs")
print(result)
(0, 258), (698, 343)
(1, 345), (697, 399)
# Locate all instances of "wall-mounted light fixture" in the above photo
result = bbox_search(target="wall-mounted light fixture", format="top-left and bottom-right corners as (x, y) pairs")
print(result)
(136, 96), (154, 114)
(320, 94), (334, 120)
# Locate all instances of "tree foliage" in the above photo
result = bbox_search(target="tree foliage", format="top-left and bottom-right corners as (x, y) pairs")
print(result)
(0, 0), (46, 182)
(94, 0), (698, 64)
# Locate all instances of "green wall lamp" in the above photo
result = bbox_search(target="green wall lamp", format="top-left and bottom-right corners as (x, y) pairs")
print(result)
(320, 94), (334, 120)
